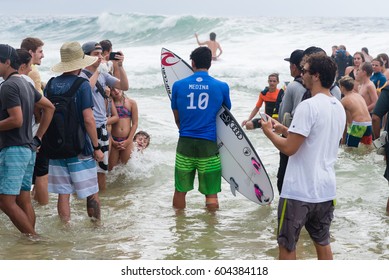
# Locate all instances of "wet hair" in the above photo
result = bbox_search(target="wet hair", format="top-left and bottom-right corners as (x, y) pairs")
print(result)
(300, 46), (326, 69)
(353, 51), (365, 62)
(268, 73), (279, 81)
(16, 48), (32, 66)
(190, 46), (212, 69)
(361, 62), (373, 76)
(20, 37), (44, 52)
(362, 47), (369, 54)
(134, 131), (151, 147)
(99, 39), (112, 53)
(377, 53), (389, 68)
(306, 53), (337, 88)
(303, 46), (326, 57)
(339, 45), (346, 51)
(209, 32), (216, 41)
(338, 76), (355, 91)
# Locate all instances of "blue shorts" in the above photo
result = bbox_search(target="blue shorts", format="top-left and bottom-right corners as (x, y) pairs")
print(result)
(48, 155), (98, 199)
(0, 146), (36, 195)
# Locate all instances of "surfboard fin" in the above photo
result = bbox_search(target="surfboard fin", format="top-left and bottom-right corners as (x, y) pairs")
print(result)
(230, 177), (239, 196)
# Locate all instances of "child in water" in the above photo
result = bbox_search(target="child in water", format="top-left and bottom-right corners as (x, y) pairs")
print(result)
(241, 73), (283, 127)
(108, 87), (138, 170)
(133, 131), (150, 151)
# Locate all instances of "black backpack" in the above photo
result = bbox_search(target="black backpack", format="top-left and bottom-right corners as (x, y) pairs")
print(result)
(43, 77), (87, 159)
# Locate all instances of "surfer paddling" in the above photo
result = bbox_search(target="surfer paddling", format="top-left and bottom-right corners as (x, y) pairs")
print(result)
(171, 46), (231, 210)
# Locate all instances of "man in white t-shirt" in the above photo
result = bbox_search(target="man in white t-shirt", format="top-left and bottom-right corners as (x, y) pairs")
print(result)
(261, 53), (346, 260)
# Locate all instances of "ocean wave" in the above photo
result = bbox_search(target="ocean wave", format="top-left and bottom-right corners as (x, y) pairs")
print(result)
(0, 13), (227, 46)
(3, 14), (389, 94)
(2, 13), (388, 49)
(95, 12), (227, 45)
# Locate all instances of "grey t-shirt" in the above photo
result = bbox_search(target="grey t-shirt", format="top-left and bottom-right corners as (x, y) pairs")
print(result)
(0, 75), (42, 150)
(279, 80), (342, 125)
(80, 69), (118, 128)
(279, 80), (306, 123)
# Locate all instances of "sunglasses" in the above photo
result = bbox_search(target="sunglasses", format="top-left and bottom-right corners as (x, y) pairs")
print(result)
(301, 68), (311, 75)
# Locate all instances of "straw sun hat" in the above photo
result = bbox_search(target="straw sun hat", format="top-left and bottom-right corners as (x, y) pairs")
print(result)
(51, 41), (97, 73)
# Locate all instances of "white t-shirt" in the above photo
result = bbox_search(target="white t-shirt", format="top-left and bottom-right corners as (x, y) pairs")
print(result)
(80, 69), (118, 127)
(98, 61), (113, 74)
(281, 93), (346, 203)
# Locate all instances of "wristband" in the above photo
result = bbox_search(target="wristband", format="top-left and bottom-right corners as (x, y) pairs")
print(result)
(251, 118), (262, 129)
(93, 143), (101, 150)
(32, 136), (42, 147)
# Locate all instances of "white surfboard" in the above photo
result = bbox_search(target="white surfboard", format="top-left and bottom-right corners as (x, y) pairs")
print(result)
(161, 48), (273, 205)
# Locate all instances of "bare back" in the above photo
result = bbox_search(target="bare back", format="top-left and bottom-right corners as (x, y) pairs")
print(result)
(205, 40), (221, 59)
(358, 80), (378, 113)
(341, 92), (372, 124)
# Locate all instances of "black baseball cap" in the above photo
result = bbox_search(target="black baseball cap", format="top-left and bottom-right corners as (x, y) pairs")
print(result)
(284, 49), (304, 66)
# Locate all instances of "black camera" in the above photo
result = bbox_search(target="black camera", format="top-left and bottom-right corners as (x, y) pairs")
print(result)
(109, 52), (120, 60)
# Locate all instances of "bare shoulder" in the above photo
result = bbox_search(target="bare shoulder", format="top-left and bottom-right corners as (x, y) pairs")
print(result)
(345, 66), (353, 75)
(368, 81), (377, 92)
(341, 94), (352, 107)
(126, 97), (137, 108)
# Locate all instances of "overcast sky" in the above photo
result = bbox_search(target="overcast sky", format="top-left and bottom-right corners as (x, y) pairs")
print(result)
(2, 0), (388, 17)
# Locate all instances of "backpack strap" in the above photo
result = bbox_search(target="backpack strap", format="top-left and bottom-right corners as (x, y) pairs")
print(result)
(45, 77), (86, 98)
(294, 76), (303, 85)
(294, 77), (311, 101)
(64, 77), (88, 98)
(81, 69), (108, 99)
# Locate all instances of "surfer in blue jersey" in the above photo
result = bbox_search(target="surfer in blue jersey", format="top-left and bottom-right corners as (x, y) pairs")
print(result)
(261, 54), (346, 260)
(171, 46), (231, 210)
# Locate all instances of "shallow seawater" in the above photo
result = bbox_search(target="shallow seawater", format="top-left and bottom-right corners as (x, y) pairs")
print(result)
(1, 138), (389, 260)
(1, 14), (389, 260)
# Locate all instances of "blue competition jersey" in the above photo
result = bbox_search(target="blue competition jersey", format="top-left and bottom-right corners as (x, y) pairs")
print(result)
(171, 71), (231, 141)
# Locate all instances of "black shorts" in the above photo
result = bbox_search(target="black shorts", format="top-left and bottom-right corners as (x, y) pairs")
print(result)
(33, 144), (49, 181)
(277, 198), (335, 252)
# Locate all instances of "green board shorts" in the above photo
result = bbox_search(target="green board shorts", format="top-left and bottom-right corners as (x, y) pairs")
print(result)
(175, 137), (221, 195)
